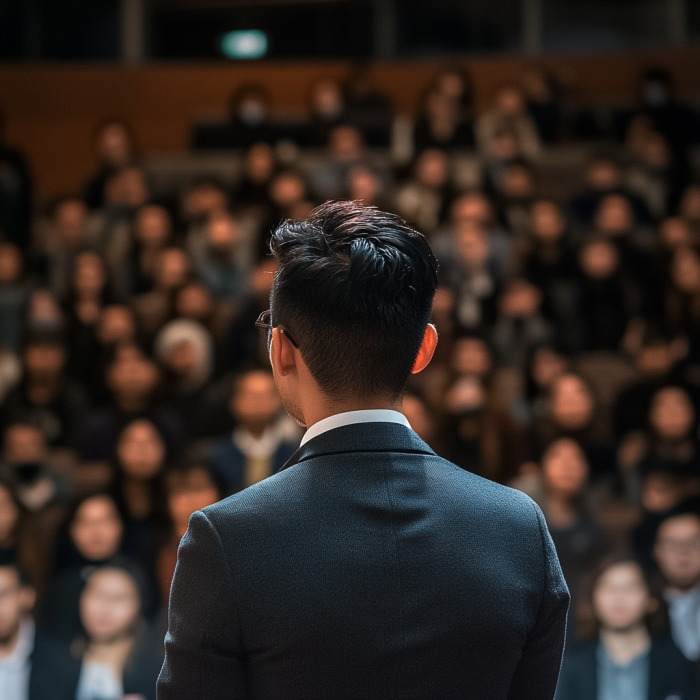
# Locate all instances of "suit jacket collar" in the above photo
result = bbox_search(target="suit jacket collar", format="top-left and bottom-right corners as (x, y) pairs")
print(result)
(280, 422), (435, 471)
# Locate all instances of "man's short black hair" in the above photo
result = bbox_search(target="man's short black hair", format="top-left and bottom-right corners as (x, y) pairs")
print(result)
(270, 201), (438, 401)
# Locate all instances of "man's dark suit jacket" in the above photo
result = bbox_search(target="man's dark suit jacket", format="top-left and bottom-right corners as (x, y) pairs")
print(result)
(555, 636), (699, 700)
(157, 422), (569, 700)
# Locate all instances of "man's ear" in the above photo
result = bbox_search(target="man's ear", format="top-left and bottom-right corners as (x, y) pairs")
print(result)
(270, 327), (298, 377)
(412, 324), (438, 375)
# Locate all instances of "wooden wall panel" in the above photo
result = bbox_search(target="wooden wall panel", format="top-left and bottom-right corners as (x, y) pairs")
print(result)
(1, 46), (699, 199)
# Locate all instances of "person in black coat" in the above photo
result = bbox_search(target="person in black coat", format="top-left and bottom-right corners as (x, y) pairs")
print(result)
(556, 553), (697, 700)
(30, 563), (162, 700)
(158, 201), (569, 699)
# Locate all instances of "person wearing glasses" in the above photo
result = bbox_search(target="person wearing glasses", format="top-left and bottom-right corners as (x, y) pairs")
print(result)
(157, 201), (569, 700)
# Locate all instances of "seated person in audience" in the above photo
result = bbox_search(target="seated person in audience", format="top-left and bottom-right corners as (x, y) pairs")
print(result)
(346, 164), (389, 210)
(555, 553), (697, 700)
(187, 210), (249, 301)
(654, 511), (700, 662)
(1, 333), (89, 450)
(156, 463), (220, 605)
(311, 125), (366, 201)
(495, 160), (536, 236)
(234, 142), (277, 215)
(613, 324), (688, 441)
(117, 204), (173, 297)
(530, 372), (615, 480)
(343, 67), (394, 146)
(39, 494), (127, 641)
(64, 251), (114, 387)
(0, 552), (36, 700)
(680, 183), (700, 240)
(517, 344), (569, 425)
(574, 237), (632, 352)
(570, 153), (649, 227)
(534, 438), (607, 641)
(109, 419), (170, 577)
(130, 247), (191, 337)
(83, 120), (137, 210)
(666, 246), (700, 365)
(476, 84), (541, 160)
(209, 369), (299, 496)
(80, 351), (184, 462)
(305, 78), (347, 148)
(521, 67), (562, 145)
(396, 148), (454, 235)
(0, 423), (69, 514)
(39, 197), (95, 301)
(413, 82), (474, 153)
(30, 563), (163, 700)
(154, 318), (214, 435)
(491, 278), (554, 368)
(433, 221), (499, 334)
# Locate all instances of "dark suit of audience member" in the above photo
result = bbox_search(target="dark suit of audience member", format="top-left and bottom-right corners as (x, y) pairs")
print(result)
(555, 635), (697, 700)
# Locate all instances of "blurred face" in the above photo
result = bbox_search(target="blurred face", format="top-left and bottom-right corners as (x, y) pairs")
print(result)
(500, 281), (541, 318)
(270, 173), (305, 208)
(455, 223), (489, 268)
(329, 126), (362, 161)
(206, 215), (239, 251)
(437, 72), (466, 101)
(452, 338), (492, 376)
(501, 165), (534, 199)
(489, 131), (520, 160)
(108, 356), (159, 401)
(642, 473), (684, 513)
(117, 420), (165, 480)
(588, 160), (620, 190)
(593, 562), (654, 632)
(595, 195), (633, 236)
(580, 240), (619, 280)
(680, 185), (700, 222)
(672, 247), (700, 294)
(0, 568), (34, 645)
(532, 348), (566, 390)
(80, 569), (139, 643)
(0, 485), (19, 544)
(416, 149), (448, 189)
(494, 86), (524, 113)
(452, 194), (492, 226)
(167, 468), (219, 533)
(97, 306), (135, 346)
(660, 217), (691, 249)
(312, 80), (344, 118)
(348, 166), (380, 204)
(246, 143), (274, 183)
(531, 201), (565, 242)
(542, 438), (589, 498)
(637, 343), (674, 376)
(0, 245), (21, 284)
(165, 340), (198, 377)
(98, 123), (132, 168)
(650, 387), (694, 440)
(25, 343), (65, 379)
(135, 205), (170, 248)
(74, 253), (106, 296)
(445, 376), (486, 414)
(231, 372), (281, 430)
(105, 168), (147, 208)
(655, 515), (700, 590)
(70, 496), (122, 561)
(54, 199), (88, 247)
(155, 249), (189, 290)
(550, 374), (594, 430)
(176, 284), (212, 320)
(183, 184), (227, 219)
(4, 426), (45, 465)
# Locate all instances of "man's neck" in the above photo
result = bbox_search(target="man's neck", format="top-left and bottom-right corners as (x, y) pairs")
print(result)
(304, 398), (403, 431)
(600, 624), (650, 666)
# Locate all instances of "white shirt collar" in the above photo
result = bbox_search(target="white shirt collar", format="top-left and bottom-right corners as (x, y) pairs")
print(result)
(300, 409), (411, 446)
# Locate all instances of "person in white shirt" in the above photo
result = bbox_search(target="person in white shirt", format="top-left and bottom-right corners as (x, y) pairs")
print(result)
(654, 511), (700, 660)
(0, 554), (36, 700)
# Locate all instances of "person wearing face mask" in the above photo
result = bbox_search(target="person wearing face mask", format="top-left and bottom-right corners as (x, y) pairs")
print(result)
(192, 85), (275, 150)
(30, 563), (163, 700)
